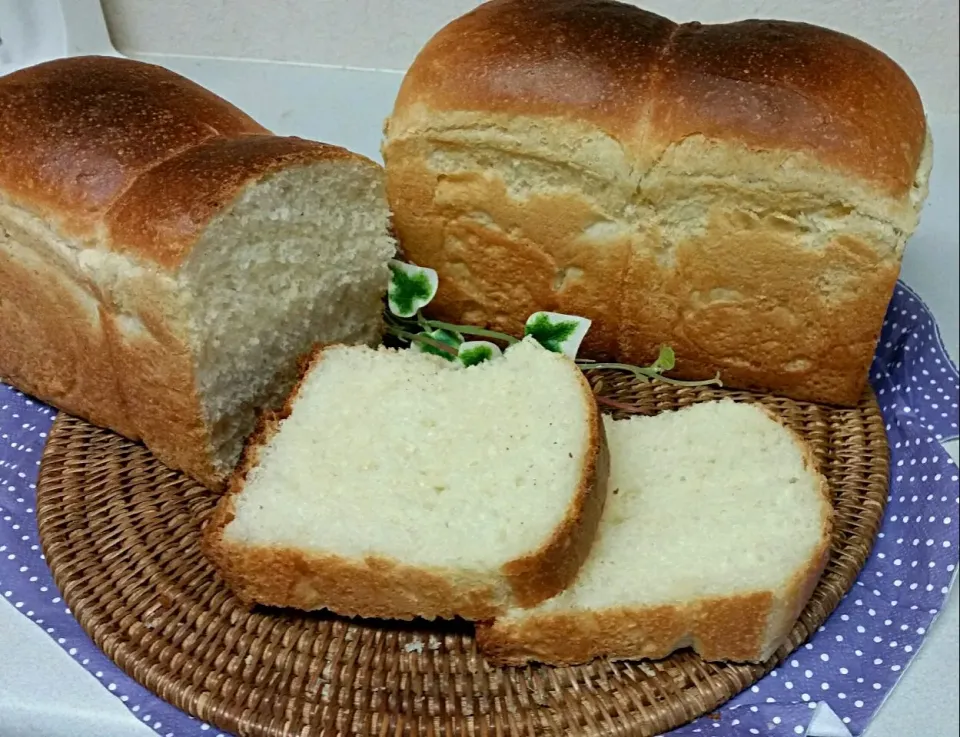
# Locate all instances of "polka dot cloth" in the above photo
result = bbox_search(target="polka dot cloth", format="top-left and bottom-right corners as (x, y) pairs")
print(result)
(1, 281), (957, 737)
(672, 282), (960, 736)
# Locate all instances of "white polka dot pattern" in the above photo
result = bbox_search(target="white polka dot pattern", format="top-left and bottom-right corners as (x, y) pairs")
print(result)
(0, 281), (957, 737)
(683, 282), (960, 736)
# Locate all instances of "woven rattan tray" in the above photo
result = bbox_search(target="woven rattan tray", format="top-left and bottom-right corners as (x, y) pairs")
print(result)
(35, 376), (889, 737)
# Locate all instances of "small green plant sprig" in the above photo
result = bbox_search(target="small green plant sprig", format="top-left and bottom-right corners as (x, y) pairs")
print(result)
(384, 259), (722, 389)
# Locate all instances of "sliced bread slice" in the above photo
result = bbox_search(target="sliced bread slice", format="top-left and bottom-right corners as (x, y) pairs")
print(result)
(203, 337), (608, 621)
(476, 399), (832, 665)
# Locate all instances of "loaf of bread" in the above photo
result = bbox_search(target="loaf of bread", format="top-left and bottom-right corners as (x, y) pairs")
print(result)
(476, 400), (832, 666)
(382, 0), (932, 406)
(203, 337), (607, 620)
(0, 56), (396, 489)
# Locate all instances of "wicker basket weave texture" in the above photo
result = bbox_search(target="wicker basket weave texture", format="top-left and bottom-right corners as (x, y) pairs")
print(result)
(35, 379), (888, 737)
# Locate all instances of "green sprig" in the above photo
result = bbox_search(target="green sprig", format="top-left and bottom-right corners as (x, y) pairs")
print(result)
(386, 310), (518, 345)
(386, 326), (459, 358)
(577, 360), (723, 387)
(576, 346), (720, 387)
(420, 319), (519, 345)
(383, 259), (721, 389)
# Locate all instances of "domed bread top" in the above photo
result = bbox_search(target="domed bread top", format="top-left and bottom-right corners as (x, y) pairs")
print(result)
(388, 0), (926, 198)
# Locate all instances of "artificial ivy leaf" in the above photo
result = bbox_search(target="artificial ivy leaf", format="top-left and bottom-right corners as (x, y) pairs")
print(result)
(650, 345), (676, 373)
(458, 340), (503, 367)
(387, 260), (438, 318)
(524, 311), (592, 358)
(411, 328), (461, 361)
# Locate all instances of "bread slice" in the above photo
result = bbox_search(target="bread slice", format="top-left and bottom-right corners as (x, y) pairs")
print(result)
(203, 337), (608, 621)
(476, 399), (832, 665)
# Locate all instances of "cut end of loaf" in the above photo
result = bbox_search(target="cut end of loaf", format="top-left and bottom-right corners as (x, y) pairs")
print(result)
(203, 337), (606, 620)
(181, 157), (396, 483)
(477, 399), (833, 666)
(0, 56), (398, 492)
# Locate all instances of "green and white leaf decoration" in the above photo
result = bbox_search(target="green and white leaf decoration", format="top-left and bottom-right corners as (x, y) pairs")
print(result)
(380, 263), (717, 388)
(387, 260), (438, 318)
(411, 328), (461, 361)
(650, 345), (676, 373)
(524, 311), (592, 358)
(457, 340), (503, 367)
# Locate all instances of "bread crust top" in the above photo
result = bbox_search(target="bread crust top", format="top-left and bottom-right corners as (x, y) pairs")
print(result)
(388, 0), (926, 198)
(0, 56), (378, 270)
(104, 135), (362, 269)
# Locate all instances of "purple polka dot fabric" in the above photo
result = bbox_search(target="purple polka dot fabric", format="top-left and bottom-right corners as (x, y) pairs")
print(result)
(672, 282), (960, 737)
(1, 281), (957, 737)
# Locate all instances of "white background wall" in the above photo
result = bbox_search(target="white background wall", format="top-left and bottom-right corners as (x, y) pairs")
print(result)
(100, 0), (958, 114)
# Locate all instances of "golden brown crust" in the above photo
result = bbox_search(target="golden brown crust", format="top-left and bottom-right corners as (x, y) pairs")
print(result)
(653, 19), (926, 197)
(0, 227), (138, 437)
(0, 56), (267, 239)
(205, 539), (505, 621)
(391, 0), (925, 196)
(203, 344), (609, 620)
(616, 229), (901, 405)
(502, 372), (608, 607)
(0, 55), (383, 489)
(103, 305), (221, 489)
(383, 0), (929, 407)
(391, 0), (673, 154)
(106, 135), (366, 269)
(476, 591), (775, 666)
(476, 402), (834, 666)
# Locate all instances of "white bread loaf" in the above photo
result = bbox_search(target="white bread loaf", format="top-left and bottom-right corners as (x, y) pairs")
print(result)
(476, 400), (832, 665)
(203, 337), (608, 620)
(382, 0), (932, 406)
(0, 56), (395, 490)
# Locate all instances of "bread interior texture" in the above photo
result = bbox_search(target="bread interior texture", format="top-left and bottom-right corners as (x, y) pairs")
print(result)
(225, 338), (592, 569)
(183, 160), (395, 475)
(479, 399), (832, 664)
(538, 401), (827, 614)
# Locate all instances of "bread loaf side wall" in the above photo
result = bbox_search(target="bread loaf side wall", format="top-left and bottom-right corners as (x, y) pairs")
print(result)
(383, 1), (931, 406)
(0, 211), (138, 437)
(384, 115), (931, 405)
(0, 195), (222, 484)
